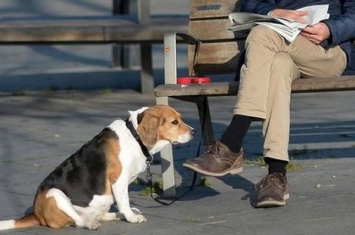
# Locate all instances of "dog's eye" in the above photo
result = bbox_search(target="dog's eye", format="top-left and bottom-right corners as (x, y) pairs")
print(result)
(171, 120), (178, 125)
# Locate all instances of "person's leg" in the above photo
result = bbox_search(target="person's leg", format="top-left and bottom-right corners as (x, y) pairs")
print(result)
(235, 26), (346, 119)
(243, 26), (346, 207)
(220, 115), (252, 154)
(262, 52), (300, 162)
(255, 52), (299, 208)
(183, 25), (346, 178)
(183, 25), (286, 177)
(236, 25), (346, 163)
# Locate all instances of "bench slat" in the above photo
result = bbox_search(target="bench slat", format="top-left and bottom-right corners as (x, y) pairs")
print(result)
(188, 41), (244, 75)
(106, 18), (189, 43)
(0, 17), (137, 28)
(155, 76), (355, 97)
(0, 18), (188, 44)
(0, 27), (105, 43)
(189, 18), (246, 41)
(190, 0), (241, 19)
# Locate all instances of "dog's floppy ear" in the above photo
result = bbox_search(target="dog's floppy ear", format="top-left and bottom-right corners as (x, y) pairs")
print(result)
(137, 111), (159, 147)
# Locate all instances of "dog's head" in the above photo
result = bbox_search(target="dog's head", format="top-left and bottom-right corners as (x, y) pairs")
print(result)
(128, 105), (194, 154)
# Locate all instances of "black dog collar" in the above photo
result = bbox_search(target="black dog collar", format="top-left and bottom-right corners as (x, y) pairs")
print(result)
(125, 119), (153, 162)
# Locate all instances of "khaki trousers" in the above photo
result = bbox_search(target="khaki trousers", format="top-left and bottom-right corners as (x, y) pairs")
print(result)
(234, 25), (347, 161)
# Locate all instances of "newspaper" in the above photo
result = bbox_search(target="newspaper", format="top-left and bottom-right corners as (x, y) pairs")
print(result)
(228, 5), (330, 42)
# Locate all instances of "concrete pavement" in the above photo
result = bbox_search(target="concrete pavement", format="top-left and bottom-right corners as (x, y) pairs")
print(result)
(0, 90), (355, 235)
(0, 0), (355, 234)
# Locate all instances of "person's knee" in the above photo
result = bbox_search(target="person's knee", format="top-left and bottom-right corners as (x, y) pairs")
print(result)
(271, 53), (299, 82)
(246, 25), (279, 44)
(272, 53), (293, 68)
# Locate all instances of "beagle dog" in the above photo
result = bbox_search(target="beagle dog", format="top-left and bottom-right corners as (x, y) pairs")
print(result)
(0, 105), (194, 231)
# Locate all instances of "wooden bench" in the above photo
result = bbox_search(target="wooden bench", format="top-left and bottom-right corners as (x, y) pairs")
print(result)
(154, 0), (355, 197)
(0, 0), (188, 94)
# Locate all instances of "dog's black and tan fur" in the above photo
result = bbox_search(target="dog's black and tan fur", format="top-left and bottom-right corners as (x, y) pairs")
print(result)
(0, 105), (194, 230)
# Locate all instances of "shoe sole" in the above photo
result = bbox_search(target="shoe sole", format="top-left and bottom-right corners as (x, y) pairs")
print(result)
(255, 193), (290, 208)
(182, 163), (243, 177)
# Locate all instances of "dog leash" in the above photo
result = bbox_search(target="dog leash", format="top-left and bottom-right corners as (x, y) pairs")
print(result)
(125, 112), (204, 206)
(145, 144), (200, 206)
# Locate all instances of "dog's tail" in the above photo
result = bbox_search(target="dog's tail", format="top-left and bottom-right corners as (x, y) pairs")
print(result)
(0, 214), (40, 231)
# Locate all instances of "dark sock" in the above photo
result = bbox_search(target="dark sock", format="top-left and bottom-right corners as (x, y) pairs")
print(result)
(264, 157), (288, 176)
(220, 114), (252, 153)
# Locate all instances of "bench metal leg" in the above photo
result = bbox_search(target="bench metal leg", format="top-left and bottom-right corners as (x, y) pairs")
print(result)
(151, 33), (179, 198)
(156, 96), (176, 198)
(140, 44), (154, 94)
(195, 97), (215, 147)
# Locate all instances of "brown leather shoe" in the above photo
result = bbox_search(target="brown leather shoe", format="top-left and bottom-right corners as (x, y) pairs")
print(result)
(182, 141), (243, 177)
(255, 172), (289, 208)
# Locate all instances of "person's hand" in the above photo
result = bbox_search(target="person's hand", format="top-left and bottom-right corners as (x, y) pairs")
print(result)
(270, 9), (308, 24)
(300, 22), (330, 45)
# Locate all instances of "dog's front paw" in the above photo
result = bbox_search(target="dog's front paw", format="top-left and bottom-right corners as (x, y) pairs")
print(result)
(131, 207), (143, 215)
(126, 214), (147, 223)
(86, 220), (102, 230)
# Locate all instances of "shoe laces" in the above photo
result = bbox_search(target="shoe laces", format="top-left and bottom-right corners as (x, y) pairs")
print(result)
(263, 173), (286, 188)
(206, 142), (222, 159)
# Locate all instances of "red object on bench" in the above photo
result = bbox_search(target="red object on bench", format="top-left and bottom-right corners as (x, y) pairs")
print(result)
(177, 76), (211, 84)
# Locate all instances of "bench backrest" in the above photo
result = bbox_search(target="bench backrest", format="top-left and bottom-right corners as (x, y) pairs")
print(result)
(188, 0), (245, 76)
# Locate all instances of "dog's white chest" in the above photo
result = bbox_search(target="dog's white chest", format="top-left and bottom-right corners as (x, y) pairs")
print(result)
(129, 156), (147, 182)
(109, 120), (149, 180)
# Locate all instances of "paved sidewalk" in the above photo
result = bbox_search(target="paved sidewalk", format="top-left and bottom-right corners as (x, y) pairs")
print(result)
(0, 89), (355, 235)
(0, 1), (355, 234)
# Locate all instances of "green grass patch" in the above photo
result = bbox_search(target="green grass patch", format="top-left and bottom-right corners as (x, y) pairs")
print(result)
(244, 156), (304, 171)
(287, 157), (304, 171)
(133, 177), (146, 186)
(139, 186), (153, 195)
(244, 156), (267, 167)
(187, 216), (197, 222)
(198, 177), (211, 186)
(138, 180), (163, 195)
